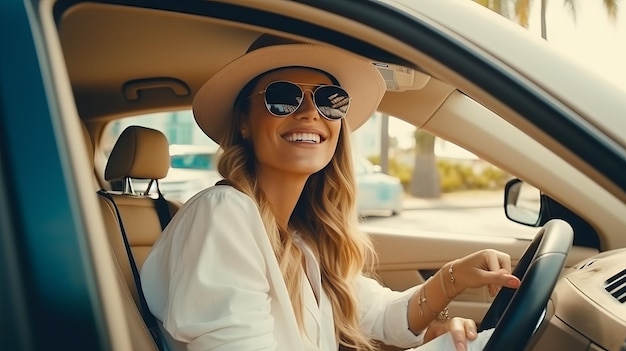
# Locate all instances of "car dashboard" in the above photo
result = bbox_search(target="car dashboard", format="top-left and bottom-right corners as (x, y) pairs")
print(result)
(533, 248), (626, 351)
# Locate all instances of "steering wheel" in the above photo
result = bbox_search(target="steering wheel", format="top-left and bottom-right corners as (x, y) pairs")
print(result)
(478, 219), (573, 351)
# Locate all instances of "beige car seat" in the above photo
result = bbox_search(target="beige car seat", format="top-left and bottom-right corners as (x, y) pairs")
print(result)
(97, 125), (182, 350)
(82, 121), (166, 350)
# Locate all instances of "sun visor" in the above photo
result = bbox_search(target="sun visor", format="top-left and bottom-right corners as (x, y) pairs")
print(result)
(374, 63), (430, 91)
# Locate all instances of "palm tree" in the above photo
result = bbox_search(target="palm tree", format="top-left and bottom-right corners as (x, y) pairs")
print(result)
(409, 130), (441, 197)
(542, 0), (618, 40)
(493, 0), (618, 40)
(379, 113), (390, 174)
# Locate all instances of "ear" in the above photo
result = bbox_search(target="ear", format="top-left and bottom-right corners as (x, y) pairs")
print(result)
(241, 125), (249, 139)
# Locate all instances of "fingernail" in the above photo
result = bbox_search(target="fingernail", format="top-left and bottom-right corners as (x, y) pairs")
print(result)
(509, 279), (520, 287)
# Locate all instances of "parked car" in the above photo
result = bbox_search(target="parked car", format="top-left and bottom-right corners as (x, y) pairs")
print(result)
(2, 1), (625, 350)
(134, 144), (222, 202)
(135, 145), (402, 216)
(355, 156), (403, 216)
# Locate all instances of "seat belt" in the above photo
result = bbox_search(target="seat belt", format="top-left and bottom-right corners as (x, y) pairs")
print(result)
(97, 190), (168, 351)
(151, 179), (172, 230)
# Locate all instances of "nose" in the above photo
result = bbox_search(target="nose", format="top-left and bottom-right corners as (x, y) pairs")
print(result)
(293, 90), (319, 120)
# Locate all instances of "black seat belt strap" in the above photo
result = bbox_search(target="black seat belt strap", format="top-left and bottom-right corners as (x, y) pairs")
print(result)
(97, 190), (167, 351)
(151, 180), (172, 230)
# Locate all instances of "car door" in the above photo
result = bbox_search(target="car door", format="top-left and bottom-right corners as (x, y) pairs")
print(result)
(0, 1), (125, 349)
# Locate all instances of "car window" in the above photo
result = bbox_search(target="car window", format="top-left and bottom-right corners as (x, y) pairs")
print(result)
(102, 110), (217, 156)
(352, 113), (538, 239)
(102, 110), (222, 201)
(104, 111), (536, 239)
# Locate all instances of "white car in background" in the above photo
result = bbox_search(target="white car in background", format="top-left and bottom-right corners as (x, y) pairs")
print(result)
(145, 144), (222, 202)
(154, 147), (403, 216)
(355, 156), (403, 217)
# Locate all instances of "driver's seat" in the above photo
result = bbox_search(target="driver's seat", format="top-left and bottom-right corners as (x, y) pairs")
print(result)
(98, 125), (181, 350)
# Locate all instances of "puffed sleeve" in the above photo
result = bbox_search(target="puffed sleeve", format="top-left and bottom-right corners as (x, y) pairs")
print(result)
(141, 187), (279, 350)
(356, 275), (424, 349)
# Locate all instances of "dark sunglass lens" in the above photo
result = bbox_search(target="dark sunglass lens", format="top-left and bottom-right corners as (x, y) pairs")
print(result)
(264, 82), (302, 116)
(314, 86), (350, 120)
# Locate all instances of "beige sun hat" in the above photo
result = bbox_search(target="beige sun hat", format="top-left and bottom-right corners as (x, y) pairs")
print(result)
(192, 34), (387, 144)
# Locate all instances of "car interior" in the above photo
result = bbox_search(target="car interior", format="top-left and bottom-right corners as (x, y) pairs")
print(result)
(16, 0), (626, 350)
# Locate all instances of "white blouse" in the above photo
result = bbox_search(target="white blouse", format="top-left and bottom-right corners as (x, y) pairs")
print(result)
(141, 185), (424, 350)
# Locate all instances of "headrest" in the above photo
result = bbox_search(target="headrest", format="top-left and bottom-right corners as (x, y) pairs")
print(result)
(105, 126), (170, 181)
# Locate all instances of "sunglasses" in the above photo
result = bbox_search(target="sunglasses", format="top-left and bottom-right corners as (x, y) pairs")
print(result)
(253, 80), (351, 120)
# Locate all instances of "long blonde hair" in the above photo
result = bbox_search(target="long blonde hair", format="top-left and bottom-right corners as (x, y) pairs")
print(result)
(217, 70), (378, 350)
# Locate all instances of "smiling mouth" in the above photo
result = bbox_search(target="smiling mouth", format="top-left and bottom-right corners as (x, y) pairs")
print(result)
(282, 132), (322, 144)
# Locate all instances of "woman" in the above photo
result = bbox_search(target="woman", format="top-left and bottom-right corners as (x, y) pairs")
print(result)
(141, 34), (520, 351)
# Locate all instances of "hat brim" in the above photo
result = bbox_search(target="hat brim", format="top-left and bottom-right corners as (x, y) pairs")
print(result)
(192, 44), (386, 144)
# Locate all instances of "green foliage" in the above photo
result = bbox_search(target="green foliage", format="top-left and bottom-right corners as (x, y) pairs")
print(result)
(437, 160), (510, 192)
(366, 156), (510, 193)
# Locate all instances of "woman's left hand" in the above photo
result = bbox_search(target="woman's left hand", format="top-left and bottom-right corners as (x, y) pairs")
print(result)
(423, 317), (477, 351)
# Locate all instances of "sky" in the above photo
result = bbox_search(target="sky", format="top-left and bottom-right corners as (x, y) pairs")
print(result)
(528, 0), (626, 93)
(388, 0), (626, 152)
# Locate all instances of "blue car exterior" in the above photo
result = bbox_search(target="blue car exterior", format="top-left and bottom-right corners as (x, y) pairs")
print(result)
(355, 157), (403, 216)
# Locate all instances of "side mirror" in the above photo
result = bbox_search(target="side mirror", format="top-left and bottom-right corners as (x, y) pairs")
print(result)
(504, 178), (542, 227)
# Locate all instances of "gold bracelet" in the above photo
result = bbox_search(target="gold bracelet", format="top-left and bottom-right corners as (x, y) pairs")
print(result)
(437, 307), (450, 321)
(418, 280), (450, 321)
(439, 269), (453, 301)
(448, 261), (458, 296)
(416, 287), (426, 317)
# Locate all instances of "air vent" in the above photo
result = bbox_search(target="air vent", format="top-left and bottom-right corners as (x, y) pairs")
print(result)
(605, 268), (626, 303)
(579, 259), (597, 269)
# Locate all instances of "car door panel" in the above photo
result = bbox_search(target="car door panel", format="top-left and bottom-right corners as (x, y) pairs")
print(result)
(366, 228), (598, 323)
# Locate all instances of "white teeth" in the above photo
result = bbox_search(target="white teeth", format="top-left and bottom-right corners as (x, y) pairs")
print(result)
(283, 132), (321, 143)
